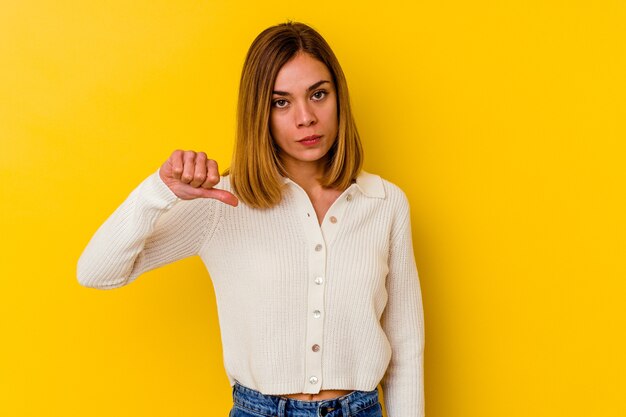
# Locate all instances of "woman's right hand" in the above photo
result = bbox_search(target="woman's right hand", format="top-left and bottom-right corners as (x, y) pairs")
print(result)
(159, 150), (238, 206)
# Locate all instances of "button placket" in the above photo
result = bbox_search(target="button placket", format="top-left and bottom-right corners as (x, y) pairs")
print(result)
(303, 233), (325, 393)
(319, 185), (355, 247)
(290, 186), (327, 394)
(288, 182), (357, 393)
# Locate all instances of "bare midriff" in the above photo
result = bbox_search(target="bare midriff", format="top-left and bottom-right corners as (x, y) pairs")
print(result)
(280, 389), (353, 401)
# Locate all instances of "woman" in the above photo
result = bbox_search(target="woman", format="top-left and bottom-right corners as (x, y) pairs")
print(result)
(78, 22), (424, 417)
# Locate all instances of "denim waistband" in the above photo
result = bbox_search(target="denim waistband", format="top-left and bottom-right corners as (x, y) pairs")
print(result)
(232, 381), (380, 417)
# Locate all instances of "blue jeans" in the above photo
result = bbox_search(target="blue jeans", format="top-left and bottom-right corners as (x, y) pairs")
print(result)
(229, 381), (383, 417)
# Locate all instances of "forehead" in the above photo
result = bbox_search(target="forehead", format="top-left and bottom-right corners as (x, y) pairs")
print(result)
(273, 53), (333, 90)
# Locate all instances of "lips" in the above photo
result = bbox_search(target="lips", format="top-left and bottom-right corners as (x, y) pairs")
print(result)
(298, 135), (322, 142)
(297, 135), (322, 146)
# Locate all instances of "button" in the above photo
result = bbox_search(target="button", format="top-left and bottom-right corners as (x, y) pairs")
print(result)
(315, 244), (323, 252)
(313, 310), (321, 318)
(314, 276), (324, 285)
(329, 216), (337, 223)
(309, 376), (318, 384)
(346, 194), (353, 201)
(312, 344), (320, 352)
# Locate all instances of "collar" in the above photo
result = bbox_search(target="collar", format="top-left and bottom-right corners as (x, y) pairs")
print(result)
(280, 170), (385, 199)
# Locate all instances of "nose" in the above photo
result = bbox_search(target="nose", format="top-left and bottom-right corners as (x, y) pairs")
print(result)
(295, 101), (317, 127)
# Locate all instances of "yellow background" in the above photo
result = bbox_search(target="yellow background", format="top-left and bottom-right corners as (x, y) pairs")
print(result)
(1, 1), (625, 416)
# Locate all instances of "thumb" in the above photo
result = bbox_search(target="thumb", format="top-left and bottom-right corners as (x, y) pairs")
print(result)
(195, 188), (239, 207)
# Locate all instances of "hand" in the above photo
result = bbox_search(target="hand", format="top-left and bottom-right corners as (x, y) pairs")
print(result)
(159, 150), (238, 206)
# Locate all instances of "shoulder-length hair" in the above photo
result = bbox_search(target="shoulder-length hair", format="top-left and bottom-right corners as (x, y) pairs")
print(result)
(223, 21), (363, 209)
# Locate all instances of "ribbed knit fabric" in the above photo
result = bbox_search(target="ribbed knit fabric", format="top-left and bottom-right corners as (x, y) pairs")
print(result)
(77, 167), (425, 417)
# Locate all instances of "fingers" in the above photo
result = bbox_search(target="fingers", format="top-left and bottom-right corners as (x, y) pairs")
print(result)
(163, 149), (238, 205)
(172, 151), (218, 187)
(170, 150), (185, 180)
(200, 159), (220, 189)
(189, 152), (207, 187)
(180, 151), (197, 184)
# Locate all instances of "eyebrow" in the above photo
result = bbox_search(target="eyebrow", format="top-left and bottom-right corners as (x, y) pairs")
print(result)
(272, 80), (331, 97)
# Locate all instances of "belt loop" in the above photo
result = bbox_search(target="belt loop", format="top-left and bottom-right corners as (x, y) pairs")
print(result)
(277, 397), (287, 417)
(340, 396), (351, 417)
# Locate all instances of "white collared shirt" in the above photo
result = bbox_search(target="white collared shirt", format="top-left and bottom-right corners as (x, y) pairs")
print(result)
(77, 168), (425, 417)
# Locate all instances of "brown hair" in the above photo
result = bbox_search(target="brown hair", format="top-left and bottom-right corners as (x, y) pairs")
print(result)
(224, 21), (363, 208)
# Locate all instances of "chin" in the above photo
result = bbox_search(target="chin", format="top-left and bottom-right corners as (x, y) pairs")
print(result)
(299, 150), (332, 162)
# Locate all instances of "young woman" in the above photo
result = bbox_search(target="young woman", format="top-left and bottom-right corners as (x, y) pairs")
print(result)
(78, 22), (425, 417)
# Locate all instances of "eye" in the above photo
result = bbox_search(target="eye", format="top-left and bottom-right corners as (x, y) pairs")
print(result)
(311, 90), (327, 101)
(272, 99), (288, 108)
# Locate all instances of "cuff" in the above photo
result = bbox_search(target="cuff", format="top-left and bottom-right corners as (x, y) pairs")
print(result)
(140, 167), (181, 210)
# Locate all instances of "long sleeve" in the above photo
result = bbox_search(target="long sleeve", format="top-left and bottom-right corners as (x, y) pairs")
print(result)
(77, 168), (223, 289)
(380, 190), (425, 417)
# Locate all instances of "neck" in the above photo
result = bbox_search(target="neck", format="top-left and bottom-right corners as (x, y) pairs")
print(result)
(282, 158), (327, 192)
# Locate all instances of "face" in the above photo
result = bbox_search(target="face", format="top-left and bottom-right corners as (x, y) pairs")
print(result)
(269, 52), (338, 174)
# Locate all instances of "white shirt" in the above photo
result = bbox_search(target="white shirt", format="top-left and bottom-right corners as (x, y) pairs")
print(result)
(77, 168), (425, 417)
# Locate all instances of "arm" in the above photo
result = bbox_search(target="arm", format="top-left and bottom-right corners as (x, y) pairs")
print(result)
(76, 168), (222, 289)
(380, 190), (426, 417)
